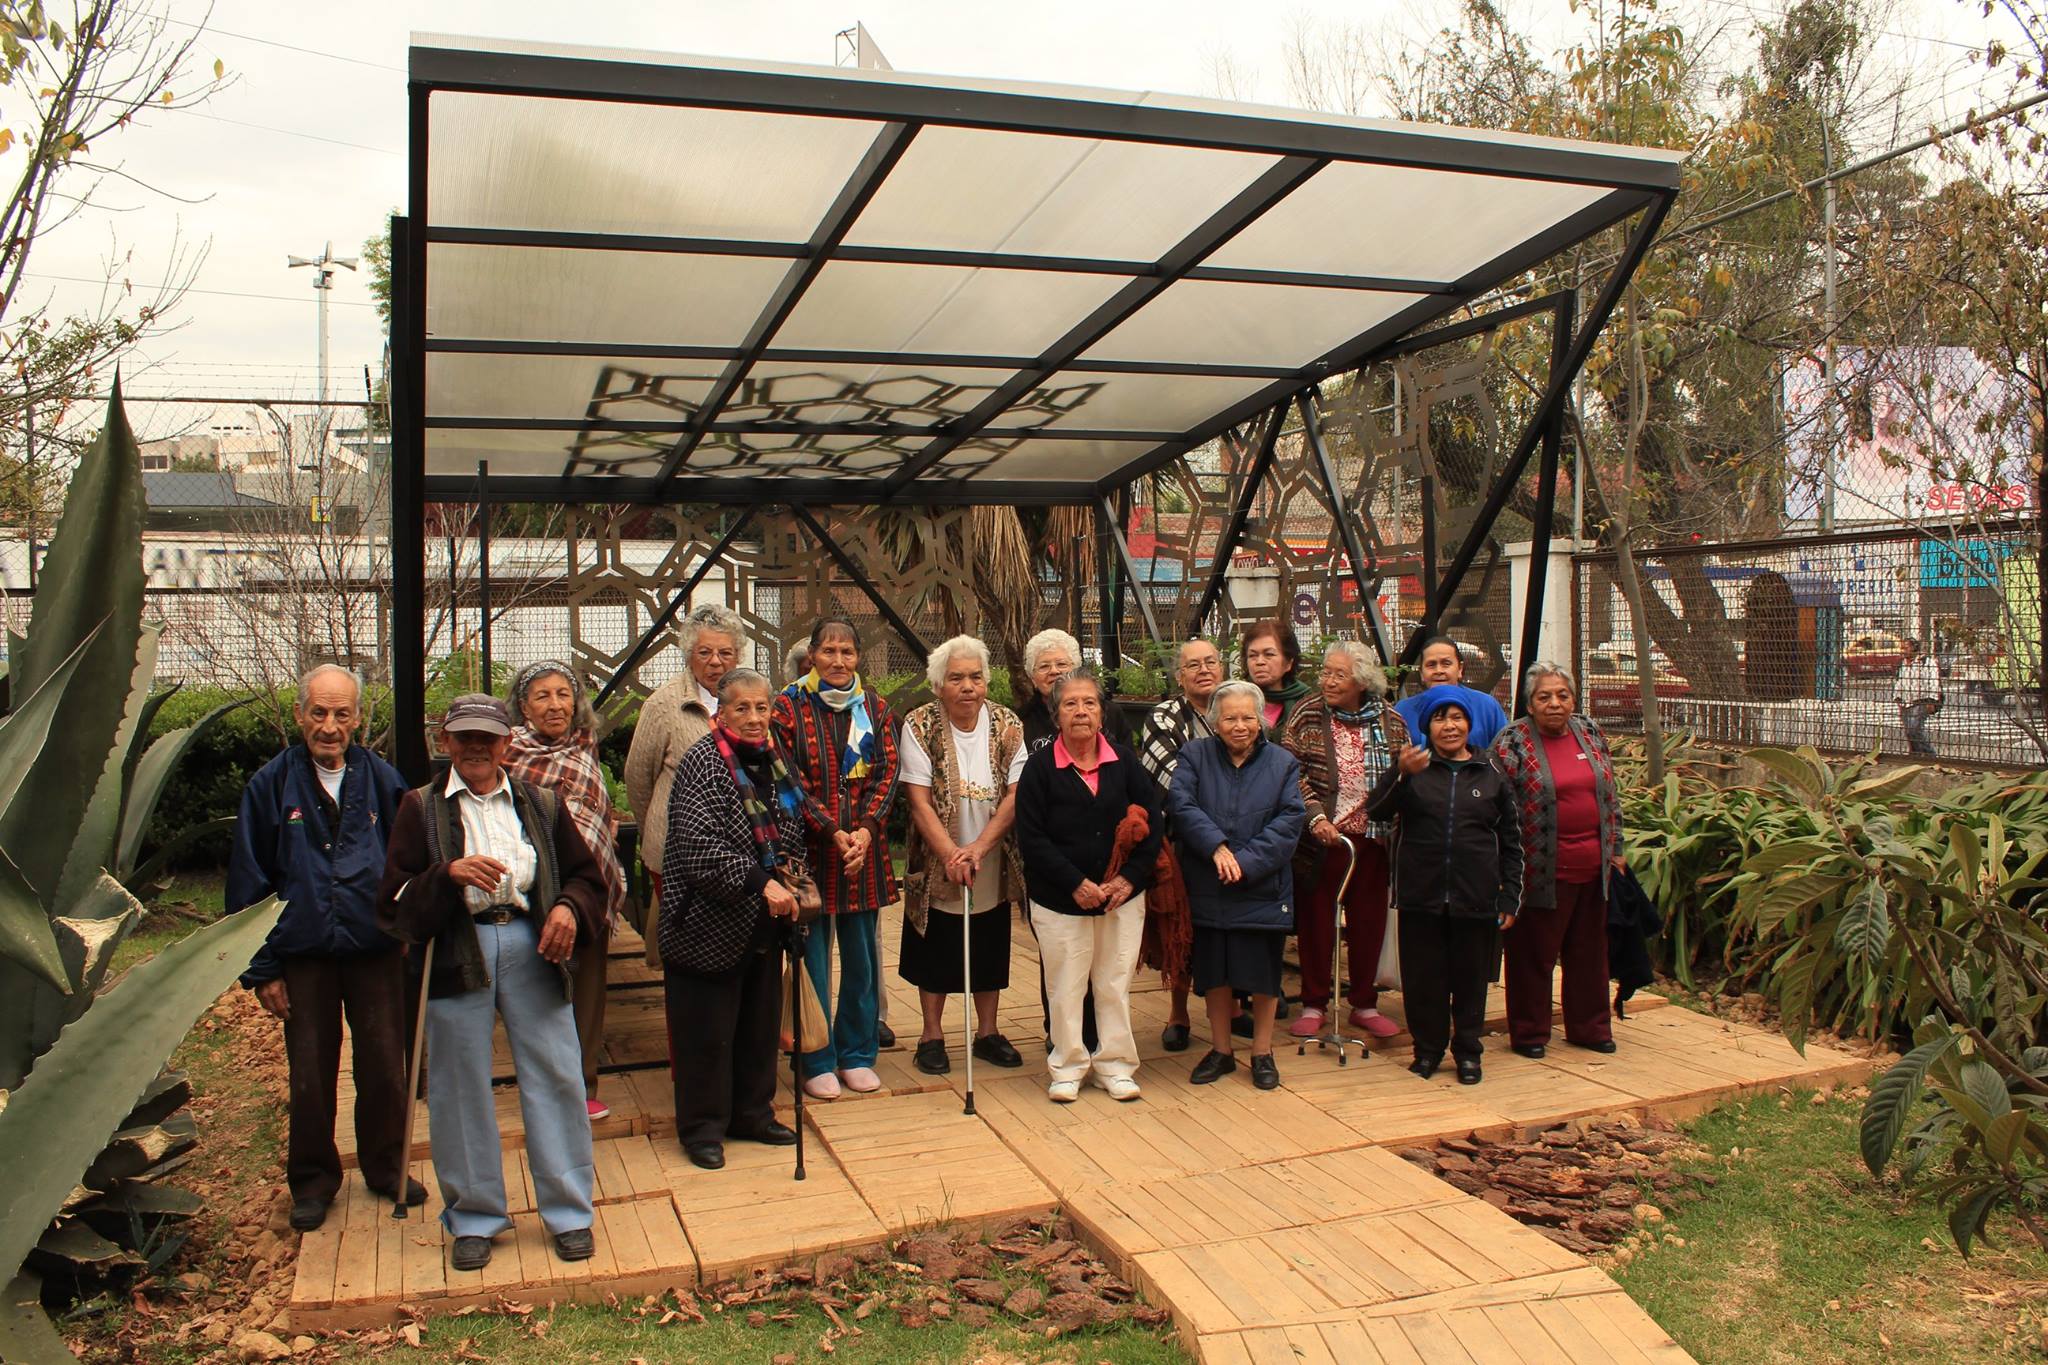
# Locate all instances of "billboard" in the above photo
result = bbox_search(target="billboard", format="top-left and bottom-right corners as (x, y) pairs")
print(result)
(1782, 346), (2036, 526)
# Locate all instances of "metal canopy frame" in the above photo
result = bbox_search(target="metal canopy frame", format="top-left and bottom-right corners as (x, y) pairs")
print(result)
(388, 35), (1679, 778)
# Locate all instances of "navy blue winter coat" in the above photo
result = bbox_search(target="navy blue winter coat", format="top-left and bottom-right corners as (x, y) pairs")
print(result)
(229, 744), (409, 986)
(1165, 735), (1307, 933)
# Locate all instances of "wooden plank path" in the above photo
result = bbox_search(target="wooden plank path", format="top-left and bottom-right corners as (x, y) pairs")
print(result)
(299, 914), (1872, 1362)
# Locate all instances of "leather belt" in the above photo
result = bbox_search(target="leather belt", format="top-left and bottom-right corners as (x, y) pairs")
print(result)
(472, 906), (520, 925)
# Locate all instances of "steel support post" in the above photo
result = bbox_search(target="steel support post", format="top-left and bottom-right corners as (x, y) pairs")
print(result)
(592, 507), (759, 710)
(1193, 406), (1287, 630)
(1099, 493), (1163, 645)
(1296, 389), (1393, 665)
(1094, 498), (1120, 668)
(1513, 292), (1577, 714)
(391, 207), (428, 775)
(787, 503), (931, 664)
(475, 460), (491, 681)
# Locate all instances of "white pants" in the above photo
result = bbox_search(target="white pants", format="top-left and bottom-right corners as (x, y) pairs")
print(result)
(1031, 896), (1146, 1085)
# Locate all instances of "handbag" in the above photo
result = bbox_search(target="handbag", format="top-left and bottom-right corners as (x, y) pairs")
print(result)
(774, 856), (824, 926)
(1374, 906), (1402, 991)
(780, 956), (830, 1052)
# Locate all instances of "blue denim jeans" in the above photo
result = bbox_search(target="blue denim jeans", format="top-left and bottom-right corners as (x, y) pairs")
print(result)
(799, 910), (880, 1078)
(425, 915), (594, 1240)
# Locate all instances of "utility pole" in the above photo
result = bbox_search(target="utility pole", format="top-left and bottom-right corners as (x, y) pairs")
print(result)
(288, 242), (359, 408)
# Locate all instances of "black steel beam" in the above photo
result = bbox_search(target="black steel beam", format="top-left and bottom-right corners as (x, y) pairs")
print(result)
(1092, 187), (1657, 494)
(1514, 291), (1577, 714)
(410, 43), (1683, 192)
(1379, 291), (1572, 361)
(1100, 492), (1162, 644)
(1192, 406), (1287, 630)
(392, 116), (429, 782)
(426, 416), (1179, 442)
(650, 122), (919, 492)
(1400, 200), (1671, 667)
(787, 503), (931, 663)
(1094, 498), (1120, 668)
(418, 473), (1100, 506)
(424, 224), (1460, 295)
(884, 155), (1327, 497)
(1296, 390), (1392, 666)
(425, 336), (1302, 380)
(476, 460), (492, 678)
(592, 506), (758, 709)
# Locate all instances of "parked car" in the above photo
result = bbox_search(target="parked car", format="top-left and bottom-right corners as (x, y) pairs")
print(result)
(1844, 631), (1909, 677)
(1583, 644), (1691, 719)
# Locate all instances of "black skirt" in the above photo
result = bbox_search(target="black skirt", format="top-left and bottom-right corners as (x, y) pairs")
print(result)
(1191, 923), (1285, 997)
(897, 903), (1013, 994)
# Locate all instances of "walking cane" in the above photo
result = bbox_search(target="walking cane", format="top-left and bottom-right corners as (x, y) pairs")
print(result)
(960, 883), (976, 1117)
(1298, 835), (1360, 1066)
(786, 921), (808, 1182)
(392, 937), (434, 1220)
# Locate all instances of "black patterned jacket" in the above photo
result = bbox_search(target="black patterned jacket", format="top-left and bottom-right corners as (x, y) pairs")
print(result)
(657, 734), (806, 975)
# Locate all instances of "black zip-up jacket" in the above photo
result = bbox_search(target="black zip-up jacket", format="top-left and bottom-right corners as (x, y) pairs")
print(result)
(1363, 752), (1523, 922)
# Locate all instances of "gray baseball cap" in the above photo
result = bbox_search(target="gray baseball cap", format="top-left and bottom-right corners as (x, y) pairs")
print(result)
(441, 693), (512, 735)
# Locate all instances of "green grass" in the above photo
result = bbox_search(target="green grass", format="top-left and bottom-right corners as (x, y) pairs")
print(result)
(109, 871), (228, 979)
(1615, 1089), (2048, 1363)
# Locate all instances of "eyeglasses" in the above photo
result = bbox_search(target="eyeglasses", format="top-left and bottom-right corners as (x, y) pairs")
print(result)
(1180, 658), (1221, 672)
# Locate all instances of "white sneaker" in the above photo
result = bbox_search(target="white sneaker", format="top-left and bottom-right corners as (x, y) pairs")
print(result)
(1047, 1079), (1081, 1104)
(839, 1066), (882, 1093)
(802, 1072), (842, 1100)
(1094, 1074), (1142, 1102)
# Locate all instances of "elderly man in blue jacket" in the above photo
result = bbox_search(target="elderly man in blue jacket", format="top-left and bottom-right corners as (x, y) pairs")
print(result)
(229, 664), (417, 1233)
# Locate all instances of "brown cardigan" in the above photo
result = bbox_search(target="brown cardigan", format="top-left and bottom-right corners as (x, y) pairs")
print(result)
(377, 775), (608, 1000)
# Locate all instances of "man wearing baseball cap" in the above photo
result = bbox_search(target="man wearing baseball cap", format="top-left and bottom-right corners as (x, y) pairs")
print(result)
(377, 694), (609, 1272)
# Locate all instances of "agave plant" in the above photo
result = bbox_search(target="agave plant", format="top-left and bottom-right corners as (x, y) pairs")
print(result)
(0, 382), (282, 1362)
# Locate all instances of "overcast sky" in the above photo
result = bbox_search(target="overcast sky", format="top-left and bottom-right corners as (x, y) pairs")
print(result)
(13, 0), (2025, 418)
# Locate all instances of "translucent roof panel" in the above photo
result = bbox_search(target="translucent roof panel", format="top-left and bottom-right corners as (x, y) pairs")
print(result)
(426, 245), (788, 346)
(845, 127), (1279, 259)
(408, 36), (1680, 502)
(1204, 162), (1610, 281)
(773, 261), (1128, 357)
(1081, 280), (1426, 369)
(427, 353), (721, 422)
(429, 92), (885, 240)
(725, 362), (1022, 428)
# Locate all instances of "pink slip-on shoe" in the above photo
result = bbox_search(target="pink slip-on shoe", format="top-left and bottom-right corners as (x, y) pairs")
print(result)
(839, 1067), (883, 1093)
(1288, 1007), (1326, 1039)
(1350, 1008), (1400, 1038)
(586, 1098), (611, 1121)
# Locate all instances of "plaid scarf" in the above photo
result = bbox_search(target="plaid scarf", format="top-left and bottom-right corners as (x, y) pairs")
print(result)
(791, 669), (877, 780)
(712, 722), (803, 871)
(504, 725), (625, 921)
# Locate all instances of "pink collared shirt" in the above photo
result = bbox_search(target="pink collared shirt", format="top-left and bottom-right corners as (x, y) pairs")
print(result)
(1052, 734), (1118, 796)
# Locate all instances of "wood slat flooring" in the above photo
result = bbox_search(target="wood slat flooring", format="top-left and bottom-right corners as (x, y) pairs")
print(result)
(295, 903), (1870, 1365)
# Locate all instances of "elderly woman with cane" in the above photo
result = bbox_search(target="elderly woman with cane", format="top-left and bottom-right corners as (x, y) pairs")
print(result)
(504, 661), (628, 1122)
(1167, 680), (1307, 1090)
(899, 635), (1028, 1077)
(378, 695), (609, 1272)
(658, 668), (808, 1171)
(1492, 663), (1625, 1059)
(1015, 668), (1163, 1104)
(774, 617), (901, 1100)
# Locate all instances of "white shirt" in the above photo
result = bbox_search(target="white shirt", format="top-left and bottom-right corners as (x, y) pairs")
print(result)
(443, 768), (538, 913)
(1895, 656), (1942, 706)
(900, 705), (1019, 912)
(696, 682), (719, 716)
(313, 760), (345, 804)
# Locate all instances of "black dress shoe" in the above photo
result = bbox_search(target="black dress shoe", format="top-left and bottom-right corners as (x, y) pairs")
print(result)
(288, 1197), (329, 1232)
(972, 1032), (1024, 1068)
(1230, 1013), (1254, 1038)
(1569, 1038), (1618, 1054)
(369, 1177), (428, 1207)
(1160, 1023), (1191, 1053)
(1512, 1043), (1547, 1060)
(553, 1227), (595, 1261)
(1189, 1049), (1238, 1084)
(1409, 1055), (1441, 1080)
(1250, 1054), (1281, 1091)
(685, 1141), (726, 1170)
(914, 1038), (951, 1075)
(450, 1235), (492, 1271)
(731, 1120), (798, 1146)
(877, 1021), (897, 1049)
(1456, 1057), (1483, 1085)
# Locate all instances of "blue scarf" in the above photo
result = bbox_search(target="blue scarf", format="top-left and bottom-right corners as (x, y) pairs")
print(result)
(791, 669), (876, 779)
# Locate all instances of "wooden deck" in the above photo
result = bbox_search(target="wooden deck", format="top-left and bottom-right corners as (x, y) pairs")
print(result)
(298, 915), (1871, 1363)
